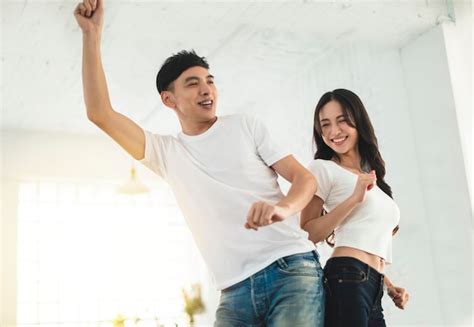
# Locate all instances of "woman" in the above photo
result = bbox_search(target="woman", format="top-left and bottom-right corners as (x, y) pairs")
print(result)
(301, 89), (409, 326)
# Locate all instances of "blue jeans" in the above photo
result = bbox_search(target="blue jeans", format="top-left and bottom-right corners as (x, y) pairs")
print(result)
(215, 251), (325, 326)
(323, 257), (386, 327)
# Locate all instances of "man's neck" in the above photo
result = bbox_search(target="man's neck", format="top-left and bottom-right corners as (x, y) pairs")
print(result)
(180, 116), (218, 136)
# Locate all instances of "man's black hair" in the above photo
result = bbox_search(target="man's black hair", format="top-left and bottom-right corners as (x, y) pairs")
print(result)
(156, 50), (209, 93)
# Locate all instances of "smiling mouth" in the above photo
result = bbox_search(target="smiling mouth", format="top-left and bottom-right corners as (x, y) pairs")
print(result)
(331, 136), (348, 145)
(198, 100), (213, 109)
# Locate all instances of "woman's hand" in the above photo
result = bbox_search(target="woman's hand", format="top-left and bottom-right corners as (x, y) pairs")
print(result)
(387, 285), (409, 310)
(350, 170), (377, 203)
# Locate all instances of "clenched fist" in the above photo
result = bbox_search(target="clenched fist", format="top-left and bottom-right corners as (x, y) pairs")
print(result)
(244, 202), (291, 230)
(388, 285), (409, 310)
(351, 170), (377, 203)
(74, 0), (104, 34)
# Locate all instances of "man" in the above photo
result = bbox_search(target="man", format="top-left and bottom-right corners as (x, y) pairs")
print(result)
(74, 1), (324, 325)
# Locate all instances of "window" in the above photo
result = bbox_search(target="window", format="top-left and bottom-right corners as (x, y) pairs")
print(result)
(17, 180), (211, 326)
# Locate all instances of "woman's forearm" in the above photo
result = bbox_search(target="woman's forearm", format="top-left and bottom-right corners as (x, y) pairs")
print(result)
(303, 195), (360, 243)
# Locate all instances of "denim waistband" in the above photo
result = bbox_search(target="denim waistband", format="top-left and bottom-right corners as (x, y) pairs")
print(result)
(280, 249), (320, 261)
(325, 256), (384, 283)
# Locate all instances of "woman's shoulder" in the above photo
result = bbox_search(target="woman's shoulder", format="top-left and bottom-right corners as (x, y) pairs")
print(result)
(307, 159), (336, 178)
(308, 158), (334, 170)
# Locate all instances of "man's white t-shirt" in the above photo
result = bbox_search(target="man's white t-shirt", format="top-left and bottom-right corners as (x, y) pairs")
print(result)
(140, 114), (315, 290)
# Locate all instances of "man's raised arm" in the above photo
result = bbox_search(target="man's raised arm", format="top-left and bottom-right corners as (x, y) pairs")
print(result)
(74, 0), (145, 160)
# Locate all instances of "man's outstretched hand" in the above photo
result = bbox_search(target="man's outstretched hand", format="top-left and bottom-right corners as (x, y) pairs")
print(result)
(245, 202), (291, 230)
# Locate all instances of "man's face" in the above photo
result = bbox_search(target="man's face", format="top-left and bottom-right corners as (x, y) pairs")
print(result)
(161, 66), (218, 122)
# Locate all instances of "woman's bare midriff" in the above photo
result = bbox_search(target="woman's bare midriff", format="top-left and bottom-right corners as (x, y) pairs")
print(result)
(331, 246), (385, 273)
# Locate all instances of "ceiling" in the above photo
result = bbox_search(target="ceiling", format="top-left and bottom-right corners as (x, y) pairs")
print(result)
(2, 0), (451, 134)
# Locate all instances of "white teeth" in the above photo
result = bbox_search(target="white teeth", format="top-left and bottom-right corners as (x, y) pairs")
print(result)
(332, 136), (347, 144)
(200, 100), (212, 105)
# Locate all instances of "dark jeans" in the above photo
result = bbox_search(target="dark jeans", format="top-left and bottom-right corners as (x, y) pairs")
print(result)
(323, 257), (386, 327)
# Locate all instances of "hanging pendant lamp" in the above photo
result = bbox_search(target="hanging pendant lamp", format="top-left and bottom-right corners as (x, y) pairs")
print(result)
(117, 164), (149, 195)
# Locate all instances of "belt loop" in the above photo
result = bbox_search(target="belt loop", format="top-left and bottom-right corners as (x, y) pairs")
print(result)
(312, 250), (319, 261)
(276, 257), (288, 269)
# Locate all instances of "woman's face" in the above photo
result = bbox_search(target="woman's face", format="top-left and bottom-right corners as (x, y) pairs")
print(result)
(319, 100), (358, 156)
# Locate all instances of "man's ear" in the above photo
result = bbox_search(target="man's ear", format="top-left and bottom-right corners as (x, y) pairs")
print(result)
(160, 91), (177, 110)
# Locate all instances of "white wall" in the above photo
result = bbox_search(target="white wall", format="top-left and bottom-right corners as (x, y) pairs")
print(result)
(442, 0), (472, 203)
(401, 25), (472, 326)
(1, 130), (142, 181)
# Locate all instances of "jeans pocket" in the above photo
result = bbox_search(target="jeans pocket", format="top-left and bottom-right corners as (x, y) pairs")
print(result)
(326, 264), (367, 283)
(277, 253), (319, 277)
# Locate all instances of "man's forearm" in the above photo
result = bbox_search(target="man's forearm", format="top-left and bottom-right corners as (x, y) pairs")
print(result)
(82, 31), (113, 123)
(277, 173), (316, 216)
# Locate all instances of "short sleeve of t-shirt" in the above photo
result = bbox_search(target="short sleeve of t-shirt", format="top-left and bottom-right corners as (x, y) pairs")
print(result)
(307, 159), (333, 202)
(246, 115), (290, 166)
(139, 130), (173, 179)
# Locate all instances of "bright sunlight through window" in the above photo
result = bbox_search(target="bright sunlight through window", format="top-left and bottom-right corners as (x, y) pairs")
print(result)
(17, 180), (210, 327)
